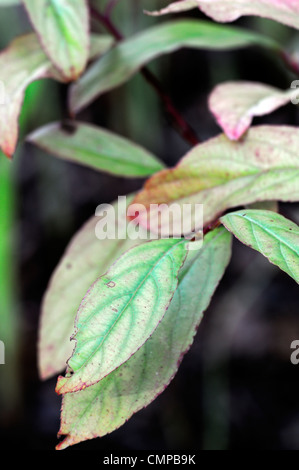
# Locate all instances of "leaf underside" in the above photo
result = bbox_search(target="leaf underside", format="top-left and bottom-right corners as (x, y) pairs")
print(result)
(148, 0), (299, 31)
(209, 81), (299, 140)
(0, 33), (113, 158)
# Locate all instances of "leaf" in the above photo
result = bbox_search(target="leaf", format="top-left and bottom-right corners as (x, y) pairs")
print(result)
(89, 35), (114, 62)
(209, 81), (299, 140)
(57, 227), (232, 450)
(196, 0), (299, 30)
(39, 196), (149, 380)
(0, 34), (59, 158)
(149, 0), (299, 31)
(145, 0), (198, 16)
(56, 238), (188, 395)
(0, 33), (113, 158)
(70, 19), (279, 114)
(221, 210), (299, 283)
(27, 121), (164, 177)
(132, 126), (299, 232)
(21, 0), (89, 80)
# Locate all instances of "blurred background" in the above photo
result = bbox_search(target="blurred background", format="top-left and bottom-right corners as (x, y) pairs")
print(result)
(0, 0), (299, 451)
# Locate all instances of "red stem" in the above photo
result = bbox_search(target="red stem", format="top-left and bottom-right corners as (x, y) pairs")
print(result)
(104, 0), (122, 18)
(280, 50), (299, 77)
(89, 5), (200, 146)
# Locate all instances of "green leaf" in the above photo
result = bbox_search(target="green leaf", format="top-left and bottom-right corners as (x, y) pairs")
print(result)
(209, 81), (299, 140)
(89, 35), (114, 62)
(0, 34), (59, 158)
(39, 196), (149, 380)
(221, 210), (299, 283)
(27, 121), (164, 177)
(22, 0), (90, 80)
(56, 237), (188, 395)
(0, 152), (20, 411)
(132, 126), (299, 232)
(57, 227), (232, 450)
(149, 0), (299, 31)
(196, 0), (299, 31)
(70, 19), (279, 114)
(0, 33), (113, 158)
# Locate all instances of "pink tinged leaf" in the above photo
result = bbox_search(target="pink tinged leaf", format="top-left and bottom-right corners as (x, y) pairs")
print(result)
(147, 0), (299, 31)
(209, 81), (299, 140)
(0, 33), (113, 158)
(195, 0), (299, 31)
(131, 126), (299, 232)
(0, 34), (61, 158)
(145, 0), (199, 16)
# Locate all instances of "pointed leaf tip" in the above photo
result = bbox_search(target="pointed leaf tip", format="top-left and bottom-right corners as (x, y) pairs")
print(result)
(27, 121), (164, 177)
(38, 195), (151, 380)
(221, 210), (299, 283)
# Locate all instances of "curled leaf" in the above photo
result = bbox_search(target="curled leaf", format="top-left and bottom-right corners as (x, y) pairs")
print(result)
(209, 81), (299, 140)
(148, 0), (299, 31)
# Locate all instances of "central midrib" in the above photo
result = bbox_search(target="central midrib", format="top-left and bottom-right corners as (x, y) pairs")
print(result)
(69, 239), (186, 378)
(235, 213), (299, 256)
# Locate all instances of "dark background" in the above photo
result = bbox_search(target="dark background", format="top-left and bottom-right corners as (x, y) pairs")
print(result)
(0, 0), (299, 451)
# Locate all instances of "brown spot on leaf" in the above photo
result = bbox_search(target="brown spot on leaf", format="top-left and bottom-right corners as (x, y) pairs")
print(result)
(106, 281), (116, 288)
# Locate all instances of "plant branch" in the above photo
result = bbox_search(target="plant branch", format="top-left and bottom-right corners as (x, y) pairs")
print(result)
(90, 6), (123, 40)
(89, 5), (200, 146)
(104, 0), (122, 18)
